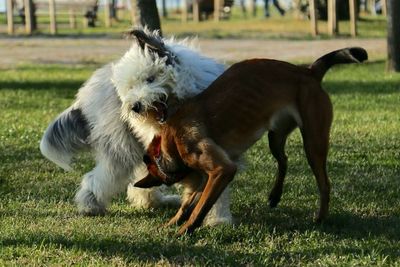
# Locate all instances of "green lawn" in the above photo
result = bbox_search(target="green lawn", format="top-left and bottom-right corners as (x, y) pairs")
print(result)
(0, 60), (399, 265)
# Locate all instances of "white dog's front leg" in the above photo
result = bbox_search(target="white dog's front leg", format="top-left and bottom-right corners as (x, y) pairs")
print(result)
(75, 157), (131, 216)
(203, 186), (233, 226)
(127, 163), (181, 209)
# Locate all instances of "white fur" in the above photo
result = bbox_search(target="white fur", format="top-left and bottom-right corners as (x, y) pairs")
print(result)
(40, 30), (232, 225)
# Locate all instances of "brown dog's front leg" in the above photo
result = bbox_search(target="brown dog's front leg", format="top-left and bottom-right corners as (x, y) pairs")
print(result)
(164, 190), (203, 227)
(177, 166), (236, 236)
(164, 172), (206, 227)
(175, 139), (237, 236)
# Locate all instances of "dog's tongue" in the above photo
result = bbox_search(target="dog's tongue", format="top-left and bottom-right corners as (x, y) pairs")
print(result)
(153, 102), (168, 123)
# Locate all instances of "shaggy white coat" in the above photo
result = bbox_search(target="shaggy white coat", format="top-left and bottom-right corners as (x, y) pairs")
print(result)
(40, 31), (232, 226)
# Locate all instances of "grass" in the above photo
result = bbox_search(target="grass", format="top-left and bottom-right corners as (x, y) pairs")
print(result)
(0, 6), (388, 39)
(1, 59), (400, 266)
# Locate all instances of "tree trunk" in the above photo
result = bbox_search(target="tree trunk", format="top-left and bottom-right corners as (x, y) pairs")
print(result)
(387, 0), (400, 72)
(110, 0), (118, 20)
(131, 0), (162, 35)
(161, 0), (168, 18)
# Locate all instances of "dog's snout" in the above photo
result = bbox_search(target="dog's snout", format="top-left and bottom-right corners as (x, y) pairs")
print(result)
(143, 154), (152, 165)
(132, 102), (142, 113)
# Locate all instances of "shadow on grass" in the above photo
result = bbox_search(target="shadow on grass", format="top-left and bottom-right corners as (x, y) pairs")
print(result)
(0, 80), (83, 93)
(0, 232), (252, 265)
(231, 197), (400, 242)
(232, 153), (400, 242)
(325, 80), (400, 95)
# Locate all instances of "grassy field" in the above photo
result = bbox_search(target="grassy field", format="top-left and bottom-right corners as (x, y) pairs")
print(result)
(0, 59), (399, 265)
(0, 6), (387, 39)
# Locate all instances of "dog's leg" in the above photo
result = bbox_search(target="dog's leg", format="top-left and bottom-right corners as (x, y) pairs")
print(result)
(179, 172), (232, 227)
(299, 90), (333, 222)
(127, 163), (181, 209)
(75, 157), (131, 216)
(177, 139), (237, 235)
(165, 190), (203, 227)
(203, 187), (233, 226)
(268, 124), (296, 208)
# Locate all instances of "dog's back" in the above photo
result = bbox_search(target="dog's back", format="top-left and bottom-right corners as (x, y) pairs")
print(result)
(169, 48), (367, 159)
(170, 59), (317, 158)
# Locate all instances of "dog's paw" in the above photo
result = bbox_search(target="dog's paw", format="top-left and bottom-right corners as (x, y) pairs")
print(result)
(127, 184), (181, 209)
(79, 207), (106, 217)
(176, 224), (192, 237)
(76, 190), (107, 216)
(314, 212), (328, 224)
(268, 195), (281, 208)
(268, 188), (282, 208)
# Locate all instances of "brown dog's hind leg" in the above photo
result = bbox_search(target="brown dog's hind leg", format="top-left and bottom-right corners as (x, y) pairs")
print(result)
(267, 125), (295, 208)
(299, 90), (333, 223)
(301, 131), (331, 223)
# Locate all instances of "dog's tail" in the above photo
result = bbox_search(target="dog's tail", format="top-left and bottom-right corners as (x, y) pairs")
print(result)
(310, 47), (368, 82)
(40, 106), (90, 171)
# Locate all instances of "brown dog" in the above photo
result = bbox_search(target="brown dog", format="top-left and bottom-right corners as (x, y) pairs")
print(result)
(135, 47), (368, 236)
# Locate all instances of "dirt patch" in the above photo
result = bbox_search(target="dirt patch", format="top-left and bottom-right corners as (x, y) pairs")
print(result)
(1, 37), (385, 68)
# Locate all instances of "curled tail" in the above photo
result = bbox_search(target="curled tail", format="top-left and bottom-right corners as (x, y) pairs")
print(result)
(40, 106), (90, 171)
(310, 47), (368, 82)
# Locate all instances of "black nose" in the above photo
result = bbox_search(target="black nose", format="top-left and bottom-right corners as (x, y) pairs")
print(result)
(143, 154), (152, 165)
(132, 102), (142, 113)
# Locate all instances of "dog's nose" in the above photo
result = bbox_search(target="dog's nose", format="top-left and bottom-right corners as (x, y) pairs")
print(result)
(132, 102), (142, 113)
(143, 154), (152, 165)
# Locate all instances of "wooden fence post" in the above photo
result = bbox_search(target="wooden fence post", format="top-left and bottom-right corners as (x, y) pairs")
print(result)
(181, 0), (188, 22)
(381, 0), (387, 16)
(193, 0), (200, 22)
(7, 0), (14, 35)
(368, 0), (376, 15)
(349, 0), (357, 37)
(327, 0), (338, 35)
(49, 0), (57, 35)
(309, 0), (318, 36)
(214, 0), (221, 22)
(24, 0), (33, 34)
(69, 8), (77, 29)
(104, 0), (111, 27)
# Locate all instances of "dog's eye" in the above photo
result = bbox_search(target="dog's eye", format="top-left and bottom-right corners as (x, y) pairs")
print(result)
(146, 76), (155, 83)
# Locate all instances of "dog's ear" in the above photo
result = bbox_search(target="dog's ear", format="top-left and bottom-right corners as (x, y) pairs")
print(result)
(126, 29), (176, 65)
(134, 174), (163, 188)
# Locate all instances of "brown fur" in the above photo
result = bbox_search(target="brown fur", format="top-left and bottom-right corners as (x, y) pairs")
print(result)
(135, 47), (368, 236)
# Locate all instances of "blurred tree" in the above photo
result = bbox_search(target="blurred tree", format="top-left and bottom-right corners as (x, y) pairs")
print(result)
(387, 0), (400, 72)
(131, 0), (162, 35)
(161, 0), (168, 18)
(110, 0), (118, 21)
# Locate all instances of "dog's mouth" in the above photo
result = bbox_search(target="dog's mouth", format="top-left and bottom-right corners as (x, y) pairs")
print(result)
(151, 101), (168, 123)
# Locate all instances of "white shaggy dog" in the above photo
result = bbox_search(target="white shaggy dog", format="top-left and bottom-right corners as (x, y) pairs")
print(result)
(40, 29), (232, 226)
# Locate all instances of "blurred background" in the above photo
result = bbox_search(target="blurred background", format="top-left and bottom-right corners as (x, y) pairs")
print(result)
(1, 0), (397, 71)
(0, 0), (389, 38)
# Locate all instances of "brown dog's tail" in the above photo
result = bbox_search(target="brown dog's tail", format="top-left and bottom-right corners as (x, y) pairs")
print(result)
(310, 47), (368, 82)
